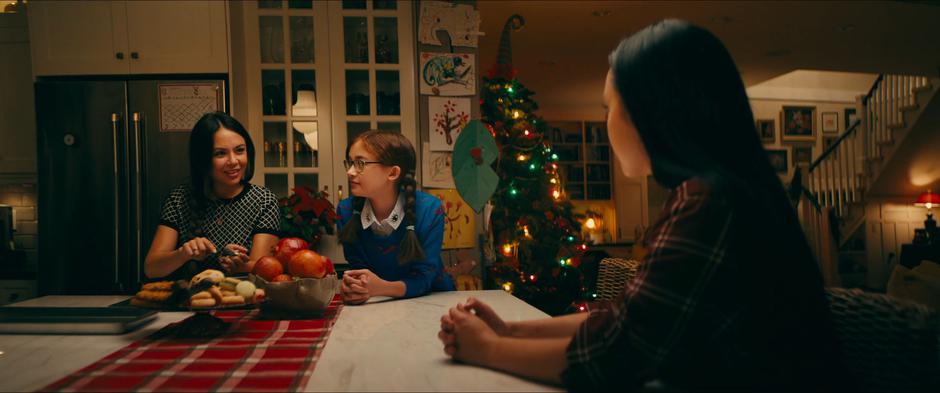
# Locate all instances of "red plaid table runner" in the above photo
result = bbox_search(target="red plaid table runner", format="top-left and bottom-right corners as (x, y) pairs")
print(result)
(41, 295), (343, 393)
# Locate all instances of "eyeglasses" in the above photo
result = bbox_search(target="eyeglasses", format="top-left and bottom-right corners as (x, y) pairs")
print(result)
(343, 159), (383, 172)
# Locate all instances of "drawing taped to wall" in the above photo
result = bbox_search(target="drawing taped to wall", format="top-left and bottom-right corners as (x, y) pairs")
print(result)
(420, 52), (475, 96)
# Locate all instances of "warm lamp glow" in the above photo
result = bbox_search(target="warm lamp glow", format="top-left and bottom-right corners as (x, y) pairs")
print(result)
(915, 190), (940, 209)
(293, 122), (318, 151)
(292, 89), (317, 116)
(502, 282), (513, 292)
(585, 218), (596, 230)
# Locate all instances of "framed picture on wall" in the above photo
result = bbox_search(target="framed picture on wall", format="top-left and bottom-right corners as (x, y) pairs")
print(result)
(781, 106), (816, 142)
(756, 119), (775, 143)
(792, 145), (813, 166)
(766, 148), (789, 174)
(821, 112), (839, 134)
(844, 108), (858, 129)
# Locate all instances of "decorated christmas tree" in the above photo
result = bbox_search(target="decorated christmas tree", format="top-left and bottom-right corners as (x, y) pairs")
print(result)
(482, 15), (589, 315)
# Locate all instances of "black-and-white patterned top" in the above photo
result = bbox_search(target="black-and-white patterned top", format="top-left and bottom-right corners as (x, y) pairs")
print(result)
(158, 183), (280, 279)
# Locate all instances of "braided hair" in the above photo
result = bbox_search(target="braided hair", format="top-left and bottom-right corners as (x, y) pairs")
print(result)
(338, 130), (425, 265)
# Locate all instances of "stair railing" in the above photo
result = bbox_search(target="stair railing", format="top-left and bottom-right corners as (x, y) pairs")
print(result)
(805, 75), (929, 218)
(793, 74), (929, 285)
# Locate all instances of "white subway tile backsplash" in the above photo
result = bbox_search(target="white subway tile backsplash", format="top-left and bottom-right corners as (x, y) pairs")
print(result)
(13, 234), (35, 249)
(16, 220), (37, 235)
(14, 206), (34, 221)
(21, 192), (36, 207)
(0, 193), (22, 206)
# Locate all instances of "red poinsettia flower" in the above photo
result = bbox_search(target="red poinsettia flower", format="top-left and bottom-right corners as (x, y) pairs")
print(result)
(278, 187), (336, 245)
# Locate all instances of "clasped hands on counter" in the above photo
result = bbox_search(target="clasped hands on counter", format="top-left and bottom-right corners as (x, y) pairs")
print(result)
(340, 269), (406, 304)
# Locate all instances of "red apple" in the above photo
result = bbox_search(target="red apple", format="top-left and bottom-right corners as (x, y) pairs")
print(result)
(324, 257), (335, 275)
(271, 274), (293, 283)
(275, 237), (309, 265)
(253, 255), (284, 281)
(289, 249), (327, 278)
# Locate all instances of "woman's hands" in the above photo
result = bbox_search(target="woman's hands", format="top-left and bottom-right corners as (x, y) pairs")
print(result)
(177, 237), (217, 261)
(218, 244), (250, 273)
(460, 297), (512, 336)
(438, 297), (571, 385)
(176, 238), (250, 273)
(438, 299), (502, 366)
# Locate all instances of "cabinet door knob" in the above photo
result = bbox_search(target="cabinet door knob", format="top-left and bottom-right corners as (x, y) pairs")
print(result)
(116, 52), (124, 59)
(131, 52), (139, 59)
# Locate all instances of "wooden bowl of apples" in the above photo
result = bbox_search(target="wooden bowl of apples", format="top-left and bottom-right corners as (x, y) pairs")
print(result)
(250, 239), (338, 314)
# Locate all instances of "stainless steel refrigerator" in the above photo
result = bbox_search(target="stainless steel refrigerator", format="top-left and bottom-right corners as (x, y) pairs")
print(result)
(36, 78), (226, 295)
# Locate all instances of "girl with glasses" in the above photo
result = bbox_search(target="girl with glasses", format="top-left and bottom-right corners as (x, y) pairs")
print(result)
(337, 130), (455, 304)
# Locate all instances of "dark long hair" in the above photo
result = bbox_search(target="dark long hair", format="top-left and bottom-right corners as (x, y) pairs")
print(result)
(186, 111), (255, 236)
(608, 19), (807, 250)
(338, 130), (425, 265)
(610, 20), (845, 387)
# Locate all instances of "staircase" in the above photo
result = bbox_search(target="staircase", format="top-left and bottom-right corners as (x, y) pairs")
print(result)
(795, 74), (940, 287)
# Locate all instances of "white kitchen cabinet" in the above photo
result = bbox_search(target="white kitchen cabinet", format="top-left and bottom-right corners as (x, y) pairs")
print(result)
(28, 0), (228, 76)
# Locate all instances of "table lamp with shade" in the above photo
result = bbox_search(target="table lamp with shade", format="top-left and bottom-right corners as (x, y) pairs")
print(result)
(915, 190), (939, 242)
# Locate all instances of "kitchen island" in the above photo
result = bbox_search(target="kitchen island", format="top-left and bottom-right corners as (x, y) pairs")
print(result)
(0, 291), (561, 392)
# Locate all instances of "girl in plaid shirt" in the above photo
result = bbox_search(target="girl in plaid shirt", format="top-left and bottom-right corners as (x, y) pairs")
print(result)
(438, 19), (850, 391)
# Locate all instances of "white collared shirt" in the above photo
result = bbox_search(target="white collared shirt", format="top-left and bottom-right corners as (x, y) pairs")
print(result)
(360, 194), (405, 236)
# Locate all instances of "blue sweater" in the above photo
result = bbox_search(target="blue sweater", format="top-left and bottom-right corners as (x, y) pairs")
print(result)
(337, 191), (455, 298)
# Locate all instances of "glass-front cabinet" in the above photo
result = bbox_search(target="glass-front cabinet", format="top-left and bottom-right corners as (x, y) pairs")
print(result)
(327, 0), (415, 203)
(246, 0), (416, 206)
(251, 0), (333, 201)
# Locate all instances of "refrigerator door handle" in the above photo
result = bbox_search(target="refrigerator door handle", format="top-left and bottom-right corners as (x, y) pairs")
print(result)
(132, 112), (143, 287)
(111, 113), (121, 287)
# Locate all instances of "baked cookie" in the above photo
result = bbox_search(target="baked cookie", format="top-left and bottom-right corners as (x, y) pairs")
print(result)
(191, 269), (225, 286)
(135, 289), (173, 303)
(141, 281), (174, 291)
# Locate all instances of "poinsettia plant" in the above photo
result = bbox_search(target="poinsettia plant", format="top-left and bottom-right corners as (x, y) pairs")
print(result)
(278, 186), (336, 247)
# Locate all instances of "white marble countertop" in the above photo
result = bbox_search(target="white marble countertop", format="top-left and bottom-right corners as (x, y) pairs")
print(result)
(0, 296), (194, 392)
(0, 291), (561, 392)
(307, 290), (561, 392)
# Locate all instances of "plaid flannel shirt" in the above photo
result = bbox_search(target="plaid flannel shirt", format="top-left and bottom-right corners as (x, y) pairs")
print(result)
(562, 178), (845, 391)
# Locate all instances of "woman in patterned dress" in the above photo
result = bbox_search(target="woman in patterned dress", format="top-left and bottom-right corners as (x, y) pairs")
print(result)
(144, 112), (281, 280)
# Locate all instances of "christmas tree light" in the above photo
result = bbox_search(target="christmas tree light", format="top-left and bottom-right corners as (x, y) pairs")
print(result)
(481, 14), (588, 315)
